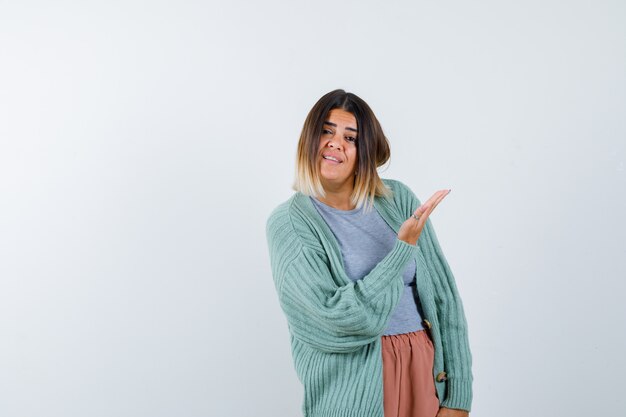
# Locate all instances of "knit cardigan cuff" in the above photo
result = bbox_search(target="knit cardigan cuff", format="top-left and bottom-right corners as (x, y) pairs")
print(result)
(360, 238), (417, 298)
(440, 377), (473, 412)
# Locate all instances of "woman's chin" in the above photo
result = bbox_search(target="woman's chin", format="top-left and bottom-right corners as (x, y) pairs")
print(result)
(320, 173), (351, 184)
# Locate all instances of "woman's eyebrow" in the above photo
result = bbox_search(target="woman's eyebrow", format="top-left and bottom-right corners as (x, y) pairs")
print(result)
(323, 121), (358, 133)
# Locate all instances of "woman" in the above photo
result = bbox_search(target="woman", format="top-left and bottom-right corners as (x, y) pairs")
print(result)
(265, 89), (473, 417)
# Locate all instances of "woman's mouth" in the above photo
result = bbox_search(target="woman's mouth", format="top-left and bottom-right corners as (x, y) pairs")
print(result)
(322, 156), (341, 164)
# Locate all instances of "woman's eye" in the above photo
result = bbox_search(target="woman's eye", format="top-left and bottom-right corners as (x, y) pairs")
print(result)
(321, 129), (355, 143)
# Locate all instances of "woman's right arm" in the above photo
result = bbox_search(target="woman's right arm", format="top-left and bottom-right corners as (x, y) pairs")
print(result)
(266, 204), (418, 353)
(274, 239), (417, 353)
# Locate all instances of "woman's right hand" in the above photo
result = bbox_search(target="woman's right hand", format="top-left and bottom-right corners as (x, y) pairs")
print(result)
(397, 189), (451, 246)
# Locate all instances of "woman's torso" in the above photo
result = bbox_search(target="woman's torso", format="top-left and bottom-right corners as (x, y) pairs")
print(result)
(310, 196), (425, 335)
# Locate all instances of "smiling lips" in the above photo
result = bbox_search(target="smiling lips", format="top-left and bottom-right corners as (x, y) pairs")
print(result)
(322, 154), (343, 164)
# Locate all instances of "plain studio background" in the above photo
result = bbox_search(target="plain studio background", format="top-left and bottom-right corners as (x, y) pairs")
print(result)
(0, 1), (624, 416)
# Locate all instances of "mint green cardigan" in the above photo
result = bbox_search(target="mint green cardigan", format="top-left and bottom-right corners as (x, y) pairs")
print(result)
(265, 178), (473, 417)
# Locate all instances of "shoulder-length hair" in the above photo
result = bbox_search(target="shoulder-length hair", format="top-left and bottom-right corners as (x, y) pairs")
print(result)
(292, 89), (393, 213)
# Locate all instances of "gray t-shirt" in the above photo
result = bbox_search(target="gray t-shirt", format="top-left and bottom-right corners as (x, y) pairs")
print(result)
(310, 196), (425, 335)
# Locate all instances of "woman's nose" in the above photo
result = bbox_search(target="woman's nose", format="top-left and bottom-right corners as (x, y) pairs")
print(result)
(328, 135), (342, 149)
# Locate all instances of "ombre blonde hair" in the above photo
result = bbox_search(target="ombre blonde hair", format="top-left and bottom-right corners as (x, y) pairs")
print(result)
(292, 89), (393, 213)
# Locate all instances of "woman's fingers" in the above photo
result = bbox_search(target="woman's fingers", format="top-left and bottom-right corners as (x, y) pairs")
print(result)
(413, 189), (451, 227)
(400, 189), (451, 245)
(420, 189), (450, 212)
(428, 189), (451, 214)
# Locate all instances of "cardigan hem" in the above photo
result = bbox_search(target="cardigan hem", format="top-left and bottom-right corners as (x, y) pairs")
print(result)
(439, 377), (473, 411)
(304, 408), (382, 417)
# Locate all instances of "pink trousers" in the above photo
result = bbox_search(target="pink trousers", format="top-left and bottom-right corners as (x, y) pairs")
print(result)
(381, 329), (440, 417)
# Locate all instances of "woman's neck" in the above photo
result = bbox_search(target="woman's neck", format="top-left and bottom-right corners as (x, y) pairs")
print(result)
(316, 188), (356, 211)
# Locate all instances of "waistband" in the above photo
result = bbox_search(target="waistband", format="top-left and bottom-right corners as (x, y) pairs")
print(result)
(381, 329), (431, 350)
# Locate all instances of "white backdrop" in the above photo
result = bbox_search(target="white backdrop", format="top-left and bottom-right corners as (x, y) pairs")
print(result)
(1, 1), (625, 416)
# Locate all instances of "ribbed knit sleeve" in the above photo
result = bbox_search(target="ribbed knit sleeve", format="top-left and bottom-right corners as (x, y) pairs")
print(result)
(400, 182), (474, 411)
(278, 239), (417, 353)
(266, 202), (418, 354)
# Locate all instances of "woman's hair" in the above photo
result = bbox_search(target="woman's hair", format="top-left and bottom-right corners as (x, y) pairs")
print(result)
(292, 89), (393, 213)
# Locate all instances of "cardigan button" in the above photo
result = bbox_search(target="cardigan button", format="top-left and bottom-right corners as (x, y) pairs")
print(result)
(436, 371), (447, 382)
(422, 319), (432, 329)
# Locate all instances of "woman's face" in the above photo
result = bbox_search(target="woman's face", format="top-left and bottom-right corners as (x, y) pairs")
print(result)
(317, 108), (358, 187)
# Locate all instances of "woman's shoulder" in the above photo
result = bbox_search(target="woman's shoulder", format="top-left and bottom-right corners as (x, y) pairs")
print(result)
(266, 194), (298, 241)
(266, 194), (294, 224)
(265, 193), (322, 254)
(266, 192), (310, 231)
